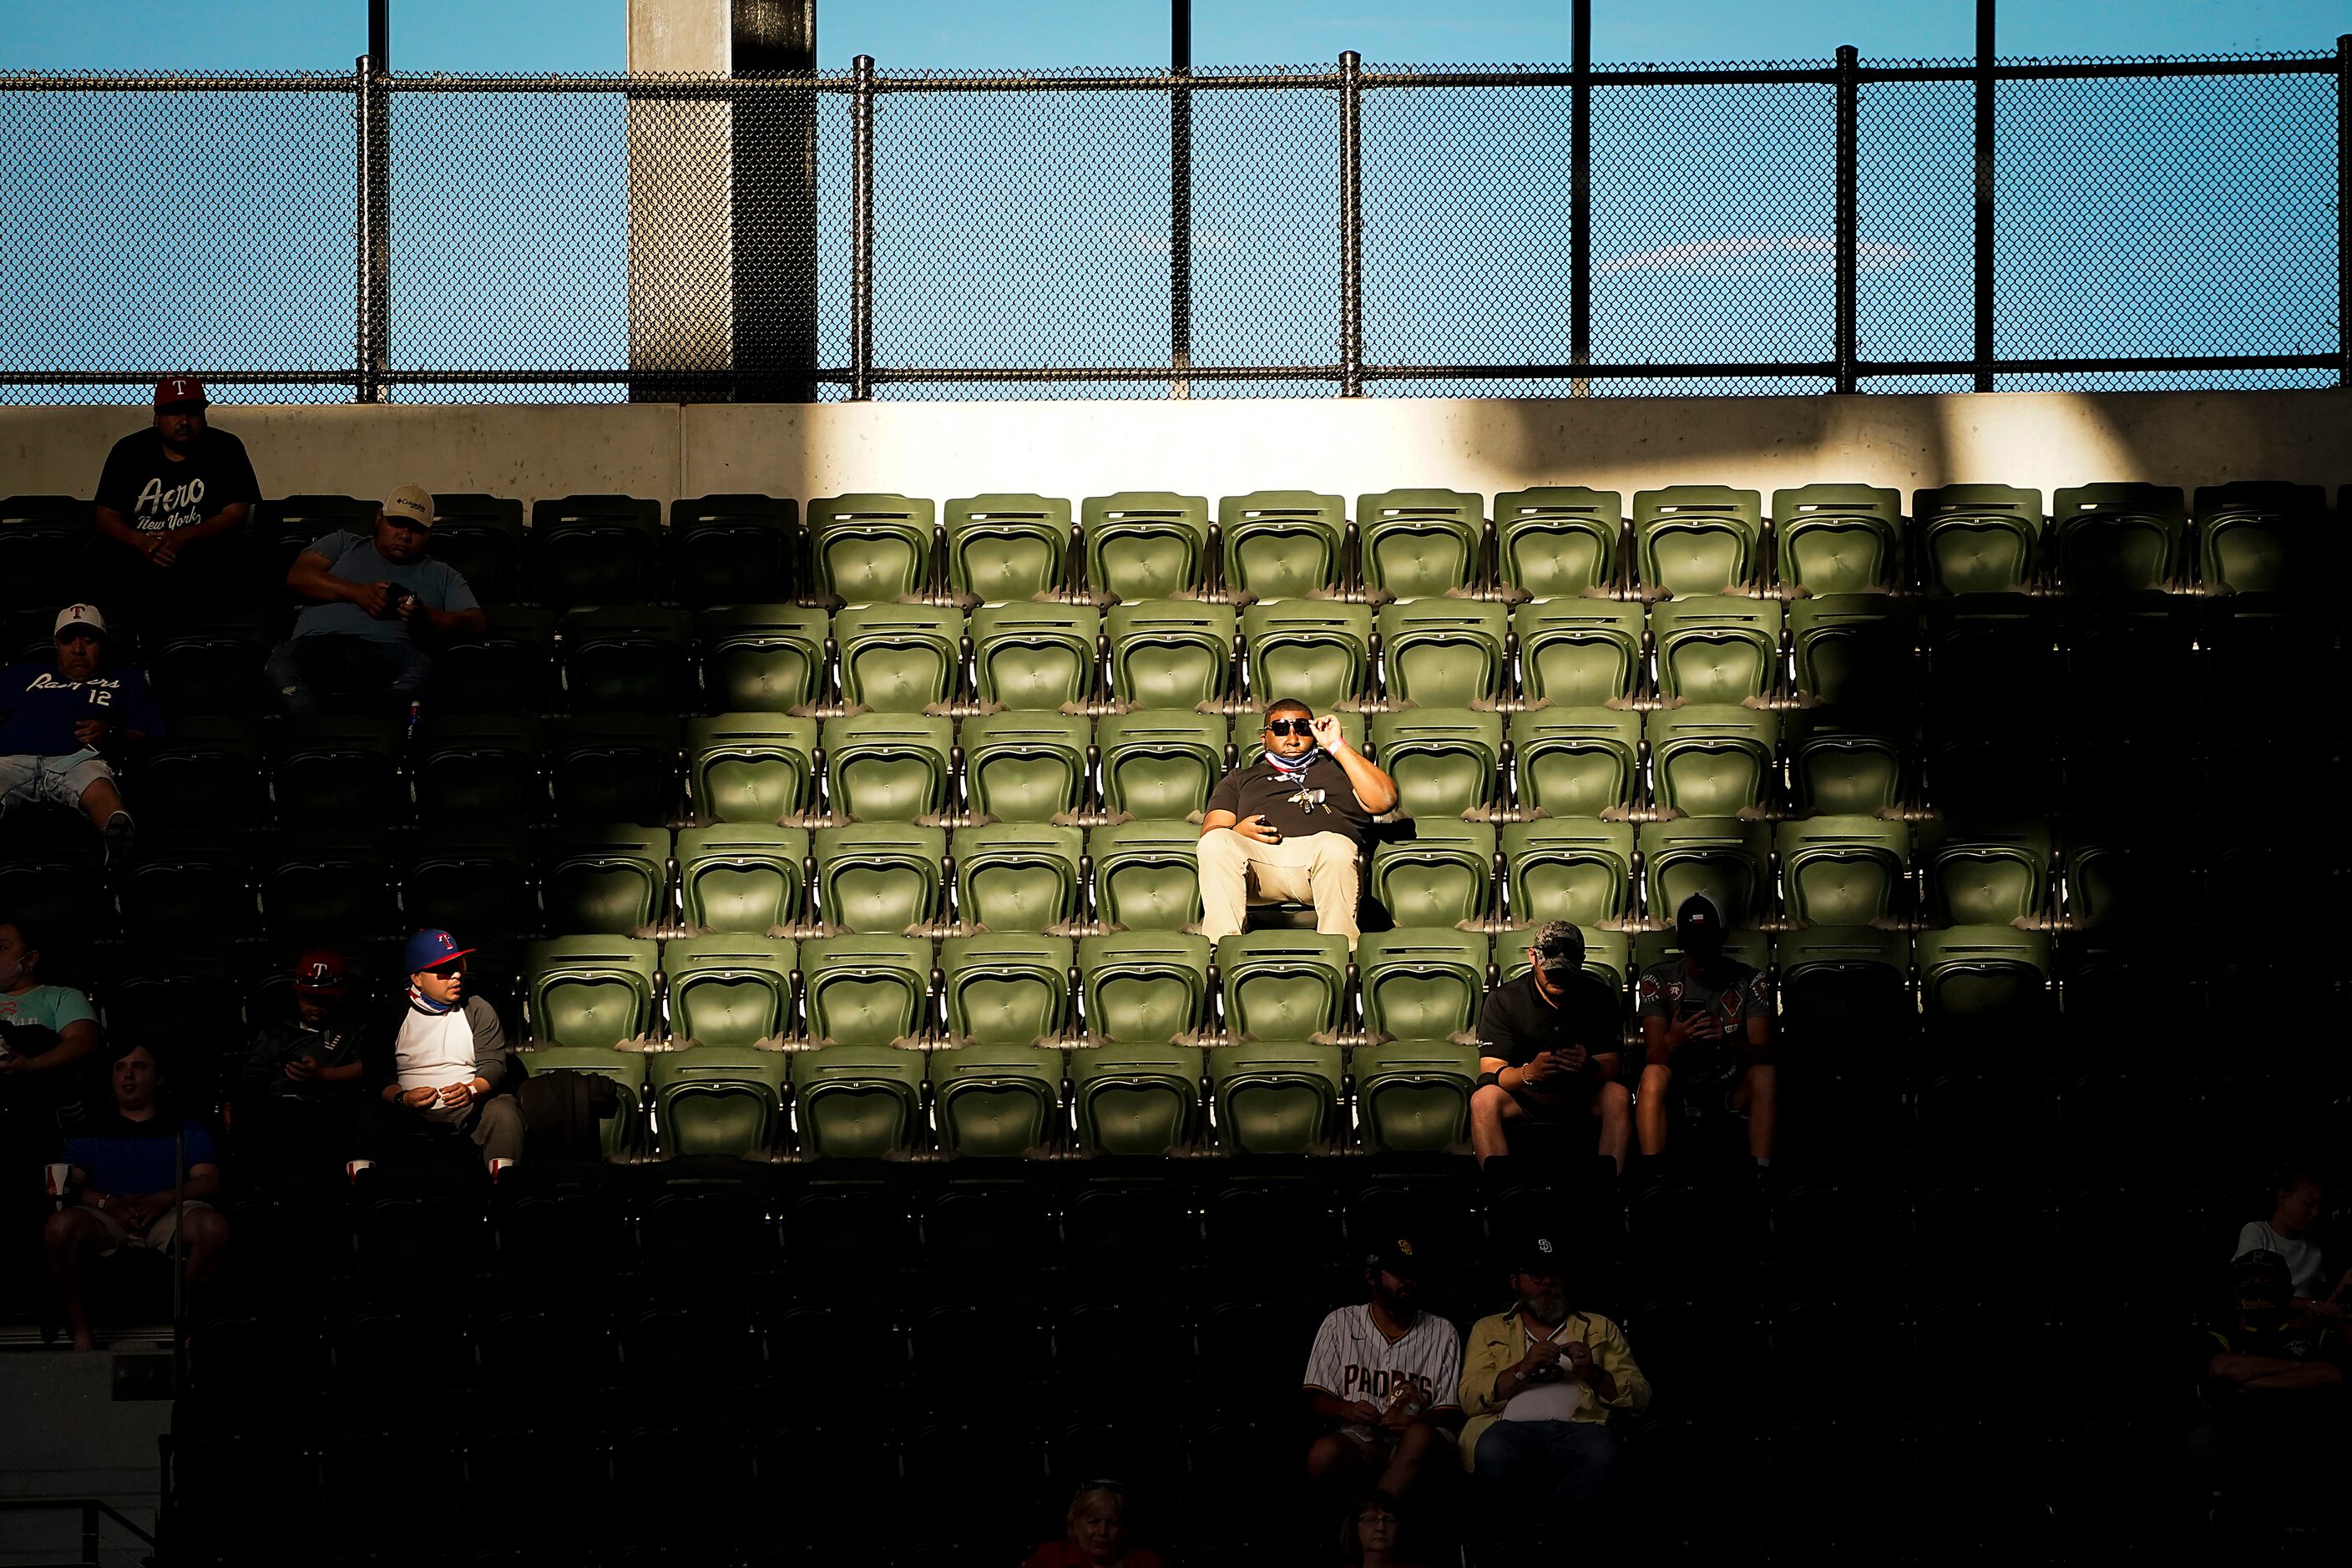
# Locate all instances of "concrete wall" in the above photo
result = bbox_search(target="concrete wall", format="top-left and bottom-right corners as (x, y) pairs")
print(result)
(3, 391), (2344, 512)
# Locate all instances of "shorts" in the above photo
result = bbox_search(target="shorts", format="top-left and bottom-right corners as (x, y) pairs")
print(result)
(89, 1200), (213, 1257)
(0, 750), (113, 813)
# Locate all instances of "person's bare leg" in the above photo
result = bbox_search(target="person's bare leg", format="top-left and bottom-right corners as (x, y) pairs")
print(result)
(1735, 1062), (1778, 1160)
(1308, 1433), (1372, 1510)
(1469, 1083), (1525, 1164)
(179, 1206), (228, 1292)
(1594, 1080), (1632, 1174)
(43, 1209), (104, 1351)
(1378, 1422), (1444, 1502)
(1636, 1064), (1673, 1157)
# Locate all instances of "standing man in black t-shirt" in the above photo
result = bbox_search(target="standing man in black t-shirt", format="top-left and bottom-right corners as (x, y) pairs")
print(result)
(1469, 922), (1631, 1171)
(1634, 893), (1776, 1164)
(1198, 698), (1398, 949)
(88, 377), (262, 620)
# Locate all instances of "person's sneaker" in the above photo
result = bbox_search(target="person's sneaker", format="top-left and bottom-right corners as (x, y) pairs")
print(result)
(102, 810), (135, 866)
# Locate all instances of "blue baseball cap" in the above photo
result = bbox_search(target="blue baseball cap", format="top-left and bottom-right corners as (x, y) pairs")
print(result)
(404, 928), (474, 973)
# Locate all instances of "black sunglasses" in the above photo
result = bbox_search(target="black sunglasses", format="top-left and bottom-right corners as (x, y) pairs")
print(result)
(1264, 718), (1316, 737)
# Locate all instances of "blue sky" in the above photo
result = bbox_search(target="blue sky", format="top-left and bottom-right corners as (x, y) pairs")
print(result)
(2, 1), (2344, 72)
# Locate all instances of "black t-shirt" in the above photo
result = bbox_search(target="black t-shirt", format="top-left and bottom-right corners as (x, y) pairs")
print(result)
(1205, 753), (1377, 847)
(1478, 970), (1623, 1072)
(94, 427), (262, 535)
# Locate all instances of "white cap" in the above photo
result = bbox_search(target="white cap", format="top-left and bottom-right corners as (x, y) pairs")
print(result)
(53, 604), (107, 639)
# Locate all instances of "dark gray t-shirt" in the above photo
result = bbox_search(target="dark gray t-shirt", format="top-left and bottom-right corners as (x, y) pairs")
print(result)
(1205, 752), (1376, 847)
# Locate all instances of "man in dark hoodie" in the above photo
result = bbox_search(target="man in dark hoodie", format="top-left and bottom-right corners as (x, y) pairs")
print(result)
(357, 928), (520, 1166)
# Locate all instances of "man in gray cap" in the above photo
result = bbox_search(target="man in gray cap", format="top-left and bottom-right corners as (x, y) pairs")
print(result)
(266, 484), (485, 719)
(1634, 893), (1775, 1164)
(1469, 921), (1631, 1172)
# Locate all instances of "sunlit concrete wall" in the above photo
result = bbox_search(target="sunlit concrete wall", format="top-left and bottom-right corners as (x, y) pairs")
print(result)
(2, 392), (2344, 509)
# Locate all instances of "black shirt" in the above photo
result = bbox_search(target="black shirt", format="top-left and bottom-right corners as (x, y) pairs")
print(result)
(1205, 752), (1377, 848)
(1477, 969), (1624, 1073)
(1636, 955), (1771, 1088)
(94, 427), (262, 535)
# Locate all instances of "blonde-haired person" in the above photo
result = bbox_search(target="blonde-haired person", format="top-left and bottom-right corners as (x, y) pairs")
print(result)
(1020, 1480), (1162, 1568)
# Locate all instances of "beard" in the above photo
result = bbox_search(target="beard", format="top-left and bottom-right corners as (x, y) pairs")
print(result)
(1521, 1292), (1567, 1326)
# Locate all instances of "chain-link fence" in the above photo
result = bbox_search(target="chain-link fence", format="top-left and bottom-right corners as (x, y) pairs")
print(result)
(1, 45), (2344, 404)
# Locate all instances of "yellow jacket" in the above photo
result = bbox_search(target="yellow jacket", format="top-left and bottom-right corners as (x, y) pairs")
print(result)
(1454, 1305), (1651, 1469)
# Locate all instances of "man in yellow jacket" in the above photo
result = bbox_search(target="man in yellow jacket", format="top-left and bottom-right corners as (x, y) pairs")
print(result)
(1456, 1235), (1650, 1540)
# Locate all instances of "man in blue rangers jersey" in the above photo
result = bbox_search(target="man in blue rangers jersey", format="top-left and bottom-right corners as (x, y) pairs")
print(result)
(0, 605), (164, 848)
(1633, 892), (1778, 1165)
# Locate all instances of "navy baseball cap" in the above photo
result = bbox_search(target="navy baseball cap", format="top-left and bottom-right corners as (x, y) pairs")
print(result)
(1365, 1237), (1424, 1277)
(1513, 1233), (1568, 1275)
(404, 928), (473, 973)
(1674, 892), (1727, 956)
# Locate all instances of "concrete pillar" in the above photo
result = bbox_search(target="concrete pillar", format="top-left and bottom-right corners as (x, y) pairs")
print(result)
(730, 0), (819, 402)
(627, 0), (734, 398)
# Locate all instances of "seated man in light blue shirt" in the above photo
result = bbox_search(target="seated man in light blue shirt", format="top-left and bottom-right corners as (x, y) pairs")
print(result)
(265, 484), (486, 719)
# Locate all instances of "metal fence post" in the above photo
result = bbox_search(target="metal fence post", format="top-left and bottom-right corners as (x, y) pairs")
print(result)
(1171, 0), (1193, 398)
(2338, 34), (2350, 388)
(1834, 44), (1859, 394)
(850, 53), (877, 402)
(354, 54), (389, 403)
(1973, 2), (1997, 391)
(1339, 50), (1363, 397)
(1571, 0), (1592, 397)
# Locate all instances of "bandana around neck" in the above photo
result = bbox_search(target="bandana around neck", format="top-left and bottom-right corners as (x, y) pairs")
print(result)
(407, 983), (457, 1016)
(1267, 745), (1318, 778)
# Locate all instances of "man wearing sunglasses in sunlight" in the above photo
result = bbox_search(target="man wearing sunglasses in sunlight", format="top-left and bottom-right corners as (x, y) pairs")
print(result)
(1197, 698), (1398, 950)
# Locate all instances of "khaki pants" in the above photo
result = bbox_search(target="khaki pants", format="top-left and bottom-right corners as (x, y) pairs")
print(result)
(1196, 828), (1362, 946)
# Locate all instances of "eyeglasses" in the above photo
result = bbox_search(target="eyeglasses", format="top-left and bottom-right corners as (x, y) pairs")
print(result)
(1358, 1512), (1399, 1526)
(422, 959), (467, 978)
(1264, 718), (1315, 737)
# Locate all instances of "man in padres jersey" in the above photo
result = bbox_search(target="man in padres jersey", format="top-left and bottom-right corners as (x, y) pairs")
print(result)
(1303, 1237), (1463, 1531)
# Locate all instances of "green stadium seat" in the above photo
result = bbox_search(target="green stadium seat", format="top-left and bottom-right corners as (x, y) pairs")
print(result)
(695, 604), (827, 714)
(1095, 709), (1227, 820)
(1356, 488), (1482, 604)
(1920, 822), (2052, 929)
(650, 1044), (788, 1157)
(1501, 819), (1635, 929)
(1923, 705), (2057, 822)
(259, 832), (394, 940)
(434, 604), (555, 715)
(1351, 1039), (1480, 1151)
(0, 495), (92, 610)
(1775, 927), (1911, 1036)
(1772, 484), (1903, 596)
(675, 824), (809, 935)
(530, 494), (663, 614)
(1208, 1040), (1344, 1152)
(514, 1045), (647, 1159)
(808, 493), (936, 608)
(1915, 926), (2052, 1038)
(1513, 599), (1644, 708)
(258, 493), (375, 594)
(427, 493), (528, 605)
(2193, 480), (2323, 595)
(951, 822), (1084, 932)
(1639, 818), (1771, 928)
(1106, 600), (1237, 711)
(1219, 490), (1345, 603)
(946, 493), (1071, 606)
(1650, 596), (1783, 706)
(1634, 485), (1763, 599)
(1242, 601), (1373, 713)
(1216, 931), (1350, 1040)
(271, 715), (404, 826)
(148, 612), (273, 716)
(544, 711), (681, 826)
(1070, 1043), (1203, 1152)
(789, 1044), (927, 1157)
(2057, 827), (2161, 942)
(939, 933), (1073, 1045)
(1355, 928), (1487, 1041)
(1491, 923), (1631, 994)
(538, 826), (669, 936)
(1912, 484), (2043, 595)
(1376, 600), (1508, 709)
(415, 712), (544, 829)
(1776, 817), (1912, 928)
(558, 606), (693, 714)
(1783, 709), (1912, 820)
(687, 712), (818, 824)
(1789, 595), (1916, 707)
(1082, 492), (1211, 603)
(1369, 708), (1502, 821)
(1631, 923), (1772, 978)
(1647, 706), (1778, 820)
(970, 602), (1099, 711)
(799, 934), (932, 1046)
(134, 716), (269, 837)
(670, 495), (797, 612)
(2051, 483), (2185, 595)
(1925, 595), (2058, 705)
(402, 835), (533, 939)
(812, 823), (945, 934)
(929, 1042), (1064, 1156)
(959, 711), (1090, 823)
(1494, 486), (1623, 601)
(526, 935), (659, 1050)
(1510, 706), (1641, 819)
(1077, 930), (1211, 1042)
(1368, 820), (1495, 928)
(664, 936), (797, 1048)
(1088, 821), (1203, 930)
(821, 713), (953, 822)
(2063, 593), (2195, 697)
(828, 603), (961, 714)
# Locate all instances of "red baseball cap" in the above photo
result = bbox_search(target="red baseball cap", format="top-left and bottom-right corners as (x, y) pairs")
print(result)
(154, 377), (209, 409)
(293, 948), (350, 994)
